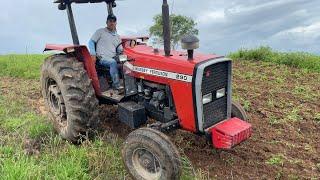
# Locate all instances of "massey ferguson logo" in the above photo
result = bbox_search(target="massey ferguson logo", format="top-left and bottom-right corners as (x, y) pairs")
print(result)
(132, 65), (192, 82)
(134, 67), (169, 77)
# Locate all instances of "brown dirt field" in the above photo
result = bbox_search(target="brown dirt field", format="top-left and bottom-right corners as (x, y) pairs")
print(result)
(1, 60), (319, 179)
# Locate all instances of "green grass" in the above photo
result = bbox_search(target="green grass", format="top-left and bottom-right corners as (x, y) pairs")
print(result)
(0, 70), (131, 179)
(266, 154), (284, 166)
(0, 92), (52, 139)
(28, 120), (53, 139)
(0, 54), (47, 79)
(0, 95), (199, 180)
(0, 55), (200, 179)
(315, 113), (320, 123)
(268, 115), (282, 126)
(0, 142), (97, 179)
(0, 83), (129, 179)
(228, 46), (320, 72)
(1, 52), (318, 179)
(285, 108), (302, 122)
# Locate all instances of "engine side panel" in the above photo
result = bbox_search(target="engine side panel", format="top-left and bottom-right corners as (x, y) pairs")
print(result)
(170, 81), (196, 132)
(123, 58), (197, 132)
(122, 45), (223, 132)
(129, 70), (197, 132)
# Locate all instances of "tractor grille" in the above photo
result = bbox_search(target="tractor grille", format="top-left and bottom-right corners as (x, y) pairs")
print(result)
(201, 62), (229, 129)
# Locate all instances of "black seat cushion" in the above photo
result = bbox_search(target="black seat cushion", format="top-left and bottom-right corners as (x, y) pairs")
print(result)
(95, 58), (110, 77)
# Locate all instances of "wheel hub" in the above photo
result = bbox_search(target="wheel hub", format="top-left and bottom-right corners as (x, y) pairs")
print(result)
(132, 148), (162, 179)
(48, 84), (67, 126)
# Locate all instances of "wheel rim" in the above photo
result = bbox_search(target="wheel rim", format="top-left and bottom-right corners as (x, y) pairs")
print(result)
(47, 81), (67, 128)
(132, 148), (162, 179)
(49, 86), (60, 113)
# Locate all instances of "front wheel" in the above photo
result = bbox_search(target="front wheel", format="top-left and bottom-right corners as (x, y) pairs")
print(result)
(231, 101), (248, 121)
(122, 128), (181, 180)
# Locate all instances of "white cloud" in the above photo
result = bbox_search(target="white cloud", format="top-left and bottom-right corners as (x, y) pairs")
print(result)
(197, 10), (225, 24)
(0, 0), (320, 55)
(269, 21), (320, 51)
(282, 22), (320, 35)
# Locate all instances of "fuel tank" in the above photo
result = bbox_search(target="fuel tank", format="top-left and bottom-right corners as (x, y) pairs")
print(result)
(124, 45), (223, 76)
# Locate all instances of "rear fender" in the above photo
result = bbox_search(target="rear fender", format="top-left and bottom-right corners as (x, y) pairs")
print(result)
(44, 44), (101, 96)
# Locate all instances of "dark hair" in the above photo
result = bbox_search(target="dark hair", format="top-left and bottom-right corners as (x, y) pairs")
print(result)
(107, 14), (117, 23)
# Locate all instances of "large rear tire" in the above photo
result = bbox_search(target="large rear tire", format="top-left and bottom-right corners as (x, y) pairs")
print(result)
(41, 54), (100, 143)
(122, 128), (181, 180)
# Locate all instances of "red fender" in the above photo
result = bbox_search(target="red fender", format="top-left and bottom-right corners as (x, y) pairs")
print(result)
(44, 44), (101, 96)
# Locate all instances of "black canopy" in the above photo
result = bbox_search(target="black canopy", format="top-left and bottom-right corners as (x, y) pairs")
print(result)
(54, 0), (115, 4)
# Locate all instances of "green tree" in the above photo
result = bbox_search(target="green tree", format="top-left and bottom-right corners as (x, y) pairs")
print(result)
(149, 14), (199, 49)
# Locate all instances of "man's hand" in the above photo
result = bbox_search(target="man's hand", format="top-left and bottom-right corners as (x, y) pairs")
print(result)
(91, 55), (97, 62)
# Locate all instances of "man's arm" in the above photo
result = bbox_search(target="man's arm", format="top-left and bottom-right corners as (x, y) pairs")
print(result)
(88, 39), (96, 56)
(89, 29), (101, 56)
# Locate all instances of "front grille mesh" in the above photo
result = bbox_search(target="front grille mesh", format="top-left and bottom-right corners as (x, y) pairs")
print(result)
(201, 62), (229, 128)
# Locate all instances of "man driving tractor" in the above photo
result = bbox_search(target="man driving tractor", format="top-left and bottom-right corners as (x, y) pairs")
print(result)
(88, 14), (124, 92)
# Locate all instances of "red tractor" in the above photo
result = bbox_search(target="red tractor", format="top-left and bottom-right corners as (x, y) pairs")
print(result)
(42, 0), (252, 179)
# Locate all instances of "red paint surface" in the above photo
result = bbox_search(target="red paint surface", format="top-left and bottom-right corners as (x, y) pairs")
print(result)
(210, 118), (252, 149)
(125, 45), (222, 75)
(76, 47), (101, 96)
(44, 44), (82, 52)
(121, 36), (149, 41)
(44, 42), (225, 132)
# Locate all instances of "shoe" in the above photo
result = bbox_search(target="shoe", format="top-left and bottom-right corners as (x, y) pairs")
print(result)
(114, 85), (124, 94)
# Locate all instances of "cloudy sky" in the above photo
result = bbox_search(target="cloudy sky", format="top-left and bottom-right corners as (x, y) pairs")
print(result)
(0, 0), (319, 55)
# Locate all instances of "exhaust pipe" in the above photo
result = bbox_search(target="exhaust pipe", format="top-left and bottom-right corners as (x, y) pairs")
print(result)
(162, 0), (171, 57)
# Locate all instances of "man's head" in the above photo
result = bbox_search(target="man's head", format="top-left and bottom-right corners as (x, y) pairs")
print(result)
(106, 14), (117, 31)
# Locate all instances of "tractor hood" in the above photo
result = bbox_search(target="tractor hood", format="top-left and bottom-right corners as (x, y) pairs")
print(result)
(124, 45), (224, 76)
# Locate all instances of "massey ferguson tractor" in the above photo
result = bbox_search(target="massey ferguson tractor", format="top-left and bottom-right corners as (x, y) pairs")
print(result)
(41, 0), (252, 179)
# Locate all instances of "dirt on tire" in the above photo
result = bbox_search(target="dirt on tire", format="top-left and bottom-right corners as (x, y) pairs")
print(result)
(40, 54), (100, 143)
(122, 128), (181, 180)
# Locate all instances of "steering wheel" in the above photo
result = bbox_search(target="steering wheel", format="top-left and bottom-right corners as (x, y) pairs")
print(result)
(113, 40), (135, 63)
(115, 39), (137, 55)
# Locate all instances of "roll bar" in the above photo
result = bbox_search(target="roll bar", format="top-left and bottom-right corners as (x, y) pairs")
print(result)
(54, 0), (115, 4)
(54, 0), (171, 57)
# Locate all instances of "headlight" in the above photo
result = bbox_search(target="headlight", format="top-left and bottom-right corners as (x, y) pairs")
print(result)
(202, 93), (212, 104)
(216, 88), (226, 99)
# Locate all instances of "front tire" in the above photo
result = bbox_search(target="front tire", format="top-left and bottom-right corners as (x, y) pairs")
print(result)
(41, 54), (100, 143)
(231, 101), (248, 121)
(122, 128), (181, 180)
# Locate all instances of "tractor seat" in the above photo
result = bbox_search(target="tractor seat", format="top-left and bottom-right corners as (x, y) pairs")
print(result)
(95, 58), (110, 76)
(95, 58), (123, 77)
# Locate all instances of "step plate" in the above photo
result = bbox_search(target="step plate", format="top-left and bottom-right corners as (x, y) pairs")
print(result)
(209, 117), (252, 149)
(101, 90), (124, 102)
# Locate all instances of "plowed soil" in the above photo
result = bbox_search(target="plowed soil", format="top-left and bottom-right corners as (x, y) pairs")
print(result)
(2, 60), (320, 179)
